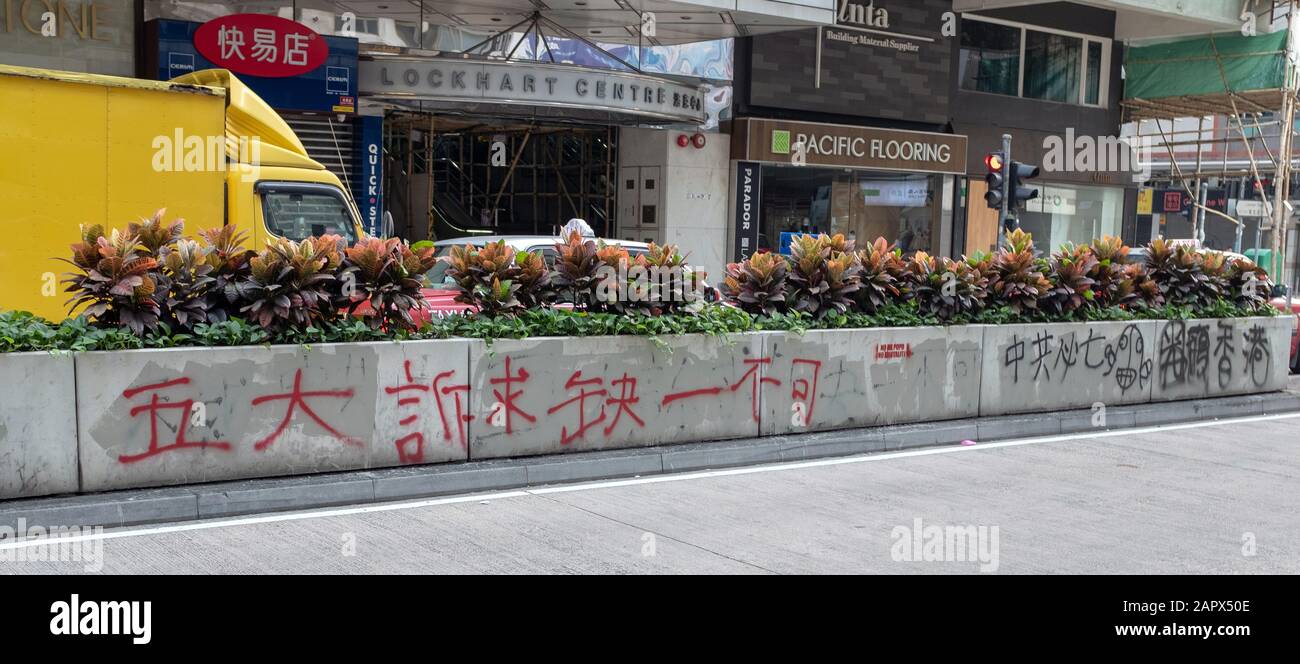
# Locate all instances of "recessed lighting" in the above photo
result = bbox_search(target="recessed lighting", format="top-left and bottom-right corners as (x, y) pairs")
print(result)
(575, 1), (587, 5)
(681, 16), (691, 20)
(491, 17), (501, 22)
(591, 29), (602, 34)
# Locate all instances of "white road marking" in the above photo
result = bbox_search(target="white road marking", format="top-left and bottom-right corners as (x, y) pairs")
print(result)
(3, 410), (1298, 551)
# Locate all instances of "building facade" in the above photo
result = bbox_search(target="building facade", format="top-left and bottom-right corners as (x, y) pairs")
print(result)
(728, 0), (966, 262)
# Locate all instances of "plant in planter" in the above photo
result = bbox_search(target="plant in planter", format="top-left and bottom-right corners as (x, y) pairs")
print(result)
(442, 240), (528, 316)
(61, 225), (165, 335)
(787, 234), (861, 319)
(240, 237), (340, 331)
(512, 248), (556, 310)
(989, 229), (1051, 315)
(1225, 256), (1273, 310)
(903, 251), (987, 320)
(1146, 238), (1216, 307)
(853, 237), (904, 314)
(342, 236), (439, 330)
(553, 231), (600, 310)
(724, 251), (789, 316)
(1042, 243), (1099, 316)
(1086, 236), (1137, 309)
(160, 238), (216, 329)
(197, 224), (256, 322)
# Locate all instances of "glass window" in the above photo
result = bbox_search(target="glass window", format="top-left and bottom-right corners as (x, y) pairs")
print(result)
(759, 166), (948, 256)
(1024, 30), (1082, 104)
(262, 189), (358, 243)
(960, 20), (1022, 96)
(1018, 184), (1124, 253)
(1085, 41), (1103, 105)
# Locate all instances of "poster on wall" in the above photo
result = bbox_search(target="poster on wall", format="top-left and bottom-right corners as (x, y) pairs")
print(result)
(860, 180), (929, 207)
(733, 162), (763, 262)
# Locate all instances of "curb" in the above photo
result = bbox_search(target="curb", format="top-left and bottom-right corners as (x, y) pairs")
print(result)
(3, 391), (1299, 534)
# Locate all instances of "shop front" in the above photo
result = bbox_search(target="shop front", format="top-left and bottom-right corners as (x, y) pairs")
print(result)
(358, 55), (711, 244)
(729, 118), (968, 260)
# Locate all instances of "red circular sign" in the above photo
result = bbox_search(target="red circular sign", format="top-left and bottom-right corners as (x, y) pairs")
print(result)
(194, 14), (328, 78)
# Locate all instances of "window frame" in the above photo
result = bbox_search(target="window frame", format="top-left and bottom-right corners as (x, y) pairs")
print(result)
(960, 14), (1112, 109)
(254, 181), (359, 243)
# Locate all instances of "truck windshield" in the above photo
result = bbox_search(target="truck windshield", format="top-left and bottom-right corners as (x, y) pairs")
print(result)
(262, 189), (359, 243)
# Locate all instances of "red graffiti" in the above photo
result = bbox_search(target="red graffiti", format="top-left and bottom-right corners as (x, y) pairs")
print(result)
(433, 370), (472, 450)
(118, 377), (232, 464)
(488, 356), (536, 434)
(604, 373), (646, 437)
(383, 361), (473, 462)
(790, 358), (823, 425)
(661, 357), (780, 422)
(252, 369), (361, 451)
(546, 371), (608, 445)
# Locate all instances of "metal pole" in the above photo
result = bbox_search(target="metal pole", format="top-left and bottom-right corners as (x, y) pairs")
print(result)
(1236, 176), (1247, 253)
(1197, 183), (1208, 243)
(998, 133), (1012, 249)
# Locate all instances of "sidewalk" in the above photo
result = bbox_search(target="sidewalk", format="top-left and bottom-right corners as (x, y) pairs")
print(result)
(2, 388), (1298, 534)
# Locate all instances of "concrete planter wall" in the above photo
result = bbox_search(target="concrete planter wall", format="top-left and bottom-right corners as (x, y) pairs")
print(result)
(761, 327), (984, 436)
(467, 334), (764, 459)
(0, 316), (1290, 499)
(0, 352), (78, 499)
(75, 340), (471, 492)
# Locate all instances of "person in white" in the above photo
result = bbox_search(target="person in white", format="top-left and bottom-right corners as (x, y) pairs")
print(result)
(561, 218), (595, 238)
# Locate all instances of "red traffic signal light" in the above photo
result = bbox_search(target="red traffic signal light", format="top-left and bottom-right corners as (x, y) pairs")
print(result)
(985, 153), (1004, 172)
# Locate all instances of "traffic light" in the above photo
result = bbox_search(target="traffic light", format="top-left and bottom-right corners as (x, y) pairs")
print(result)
(983, 152), (1005, 210)
(1008, 160), (1040, 209)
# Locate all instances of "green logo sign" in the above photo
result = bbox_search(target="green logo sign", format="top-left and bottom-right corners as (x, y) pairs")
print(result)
(771, 129), (791, 154)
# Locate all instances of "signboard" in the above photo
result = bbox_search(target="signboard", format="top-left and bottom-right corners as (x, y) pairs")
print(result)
(1137, 188), (1153, 215)
(360, 57), (707, 125)
(860, 180), (928, 207)
(732, 118), (967, 175)
(1236, 199), (1268, 218)
(1155, 188), (1227, 217)
(147, 19), (358, 113)
(355, 116), (384, 237)
(1025, 186), (1078, 215)
(733, 162), (763, 262)
(193, 14), (328, 78)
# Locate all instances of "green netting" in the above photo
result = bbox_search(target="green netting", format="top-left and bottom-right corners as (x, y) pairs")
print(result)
(1124, 30), (1289, 99)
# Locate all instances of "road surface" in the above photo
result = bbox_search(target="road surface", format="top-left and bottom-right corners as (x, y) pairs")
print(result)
(3, 412), (1299, 574)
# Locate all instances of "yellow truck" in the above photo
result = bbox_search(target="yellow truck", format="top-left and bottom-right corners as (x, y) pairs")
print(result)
(0, 64), (363, 321)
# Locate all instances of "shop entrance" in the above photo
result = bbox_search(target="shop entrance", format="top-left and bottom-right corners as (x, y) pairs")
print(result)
(384, 114), (617, 241)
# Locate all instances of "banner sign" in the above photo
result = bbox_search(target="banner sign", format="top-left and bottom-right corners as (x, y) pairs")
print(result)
(733, 161), (762, 262)
(355, 116), (384, 237)
(148, 19), (358, 114)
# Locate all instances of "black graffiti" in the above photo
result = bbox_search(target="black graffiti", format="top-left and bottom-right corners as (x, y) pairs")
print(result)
(1109, 324), (1152, 394)
(1158, 321), (1211, 389)
(1006, 324), (1151, 393)
(1243, 324), (1272, 388)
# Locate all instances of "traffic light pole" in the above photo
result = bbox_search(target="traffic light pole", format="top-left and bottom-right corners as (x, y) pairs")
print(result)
(999, 134), (1012, 249)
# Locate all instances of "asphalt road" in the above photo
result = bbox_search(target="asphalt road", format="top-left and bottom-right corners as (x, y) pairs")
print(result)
(3, 411), (1300, 574)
